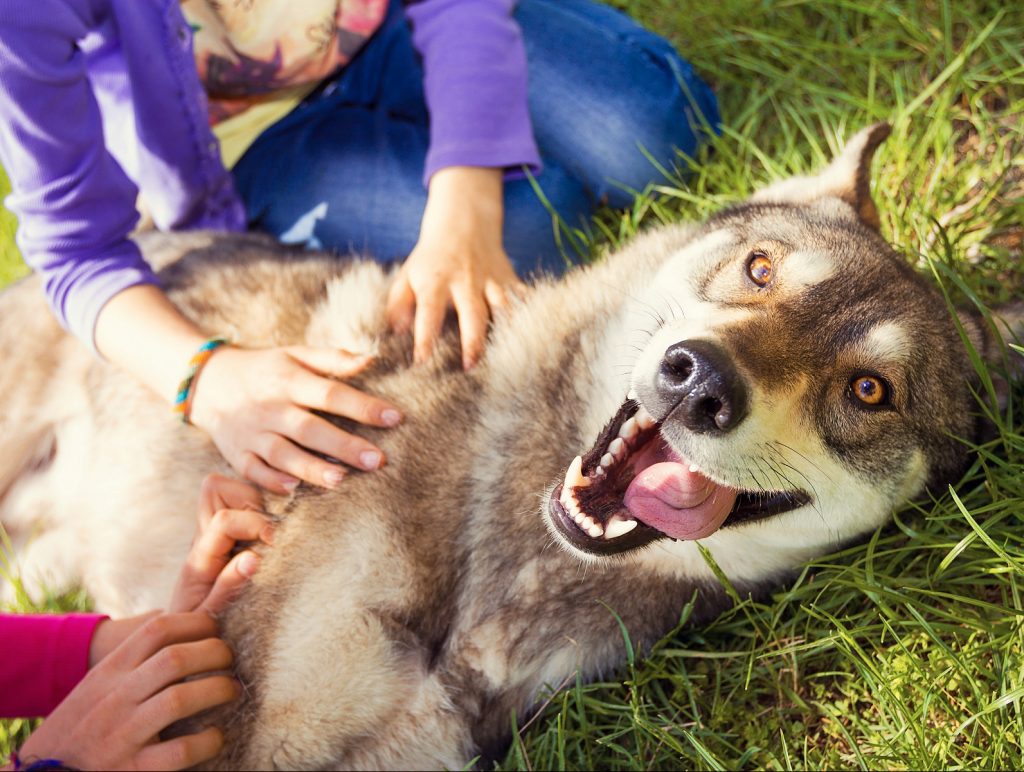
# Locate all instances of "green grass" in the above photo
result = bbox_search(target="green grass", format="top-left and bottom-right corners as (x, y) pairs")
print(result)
(2, 0), (1024, 768)
(0, 168), (26, 285)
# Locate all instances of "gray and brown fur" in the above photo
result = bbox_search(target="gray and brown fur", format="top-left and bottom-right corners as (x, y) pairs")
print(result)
(0, 124), (1019, 769)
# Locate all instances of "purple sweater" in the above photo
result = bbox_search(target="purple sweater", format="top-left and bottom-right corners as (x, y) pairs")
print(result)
(0, 0), (539, 349)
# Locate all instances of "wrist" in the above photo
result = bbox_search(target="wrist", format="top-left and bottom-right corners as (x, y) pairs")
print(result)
(423, 166), (504, 243)
(88, 614), (150, 668)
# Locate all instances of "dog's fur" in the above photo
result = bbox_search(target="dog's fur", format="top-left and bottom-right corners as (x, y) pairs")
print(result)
(1, 125), (1020, 769)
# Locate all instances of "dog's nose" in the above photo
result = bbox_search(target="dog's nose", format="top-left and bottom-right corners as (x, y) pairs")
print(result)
(657, 340), (748, 434)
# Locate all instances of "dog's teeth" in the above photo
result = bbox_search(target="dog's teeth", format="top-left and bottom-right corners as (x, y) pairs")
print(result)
(627, 388), (638, 401)
(559, 486), (573, 507)
(604, 517), (638, 539)
(618, 417), (638, 440)
(609, 438), (626, 459)
(635, 408), (655, 430)
(600, 452), (615, 469)
(587, 523), (605, 538)
(688, 463), (701, 474)
(573, 510), (585, 525)
(581, 515), (596, 530)
(563, 455), (590, 490)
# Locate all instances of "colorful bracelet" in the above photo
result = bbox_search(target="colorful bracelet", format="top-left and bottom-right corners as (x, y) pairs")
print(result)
(9, 752), (73, 771)
(172, 336), (229, 425)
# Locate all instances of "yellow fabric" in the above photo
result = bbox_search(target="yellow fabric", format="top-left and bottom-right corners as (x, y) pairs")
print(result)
(211, 85), (316, 168)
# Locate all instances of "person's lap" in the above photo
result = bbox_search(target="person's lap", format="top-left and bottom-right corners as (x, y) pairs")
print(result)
(232, 0), (719, 277)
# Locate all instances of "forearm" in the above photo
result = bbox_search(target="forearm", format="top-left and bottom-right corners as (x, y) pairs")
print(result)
(406, 0), (540, 183)
(0, 613), (106, 719)
(94, 285), (210, 403)
(421, 166), (504, 241)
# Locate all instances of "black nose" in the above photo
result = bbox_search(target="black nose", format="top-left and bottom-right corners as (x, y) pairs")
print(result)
(657, 340), (748, 434)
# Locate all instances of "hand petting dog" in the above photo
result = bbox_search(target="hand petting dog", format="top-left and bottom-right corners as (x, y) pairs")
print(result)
(387, 166), (526, 371)
(12, 475), (271, 771)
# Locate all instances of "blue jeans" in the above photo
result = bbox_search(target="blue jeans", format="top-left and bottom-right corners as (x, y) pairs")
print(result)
(233, 0), (719, 277)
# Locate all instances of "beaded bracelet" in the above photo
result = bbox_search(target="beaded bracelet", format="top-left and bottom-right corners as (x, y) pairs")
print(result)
(9, 751), (73, 771)
(172, 336), (229, 425)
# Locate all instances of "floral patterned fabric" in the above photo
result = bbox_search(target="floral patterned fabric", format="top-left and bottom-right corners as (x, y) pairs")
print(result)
(181, 0), (389, 123)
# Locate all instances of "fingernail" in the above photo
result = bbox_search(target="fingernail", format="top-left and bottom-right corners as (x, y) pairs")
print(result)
(238, 551), (260, 578)
(260, 525), (276, 545)
(323, 468), (346, 488)
(281, 477), (300, 493)
(360, 450), (383, 470)
(323, 466), (348, 483)
(381, 409), (402, 427)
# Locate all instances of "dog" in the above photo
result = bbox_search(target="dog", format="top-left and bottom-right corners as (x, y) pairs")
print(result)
(1, 123), (1020, 769)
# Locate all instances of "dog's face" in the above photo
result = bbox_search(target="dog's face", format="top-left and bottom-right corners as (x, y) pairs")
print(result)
(545, 124), (1014, 580)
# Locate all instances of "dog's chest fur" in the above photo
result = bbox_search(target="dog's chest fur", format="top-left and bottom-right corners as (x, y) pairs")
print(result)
(181, 227), (738, 767)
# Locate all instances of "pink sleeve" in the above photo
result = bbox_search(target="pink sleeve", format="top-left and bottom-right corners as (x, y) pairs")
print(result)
(0, 613), (107, 718)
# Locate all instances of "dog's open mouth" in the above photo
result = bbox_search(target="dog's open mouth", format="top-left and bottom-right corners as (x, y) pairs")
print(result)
(547, 397), (812, 556)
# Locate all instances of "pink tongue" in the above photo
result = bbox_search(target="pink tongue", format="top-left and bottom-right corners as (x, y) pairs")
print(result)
(624, 462), (737, 540)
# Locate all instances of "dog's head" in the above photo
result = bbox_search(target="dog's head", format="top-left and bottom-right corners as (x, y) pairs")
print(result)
(545, 124), (1022, 581)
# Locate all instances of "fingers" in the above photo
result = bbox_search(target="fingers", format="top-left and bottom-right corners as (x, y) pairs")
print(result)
(113, 612), (220, 671)
(187, 507), (272, 585)
(199, 549), (262, 615)
(236, 452), (300, 495)
(386, 275), (416, 335)
(130, 637), (235, 703)
(135, 727), (226, 771)
(287, 368), (402, 430)
(452, 283), (489, 370)
(412, 282), (449, 366)
(131, 676), (239, 749)
(198, 474), (263, 527)
(484, 278), (526, 312)
(285, 346), (374, 380)
(252, 431), (350, 489)
(279, 406), (389, 472)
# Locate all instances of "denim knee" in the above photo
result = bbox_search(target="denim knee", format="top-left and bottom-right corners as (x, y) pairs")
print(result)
(516, 0), (720, 208)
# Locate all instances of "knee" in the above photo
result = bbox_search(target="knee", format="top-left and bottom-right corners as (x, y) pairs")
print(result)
(518, 0), (720, 207)
(592, 51), (719, 205)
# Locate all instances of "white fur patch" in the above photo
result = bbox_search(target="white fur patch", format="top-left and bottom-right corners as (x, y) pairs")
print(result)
(861, 321), (912, 364)
(781, 249), (836, 290)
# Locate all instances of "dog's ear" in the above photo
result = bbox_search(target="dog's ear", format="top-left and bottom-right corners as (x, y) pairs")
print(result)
(957, 299), (1024, 416)
(751, 122), (892, 230)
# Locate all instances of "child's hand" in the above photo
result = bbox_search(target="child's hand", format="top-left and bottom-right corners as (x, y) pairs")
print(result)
(189, 345), (403, 493)
(386, 166), (525, 370)
(87, 474), (274, 666)
(16, 612), (239, 770)
(169, 473), (274, 616)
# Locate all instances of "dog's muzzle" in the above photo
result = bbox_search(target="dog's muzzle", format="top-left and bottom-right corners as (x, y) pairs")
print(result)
(655, 339), (749, 434)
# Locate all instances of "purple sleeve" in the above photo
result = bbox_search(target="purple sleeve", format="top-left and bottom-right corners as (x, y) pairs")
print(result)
(0, 613), (107, 718)
(405, 0), (541, 186)
(0, 1), (159, 351)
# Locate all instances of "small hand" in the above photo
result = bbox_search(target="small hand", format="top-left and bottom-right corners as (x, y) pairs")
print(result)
(386, 166), (525, 370)
(18, 612), (238, 771)
(88, 474), (272, 667)
(169, 473), (273, 616)
(188, 346), (403, 493)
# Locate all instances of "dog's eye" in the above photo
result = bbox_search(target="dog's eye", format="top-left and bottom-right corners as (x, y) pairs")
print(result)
(850, 374), (889, 407)
(746, 252), (773, 287)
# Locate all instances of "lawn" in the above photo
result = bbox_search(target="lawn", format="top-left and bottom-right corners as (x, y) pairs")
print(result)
(3, 0), (1024, 768)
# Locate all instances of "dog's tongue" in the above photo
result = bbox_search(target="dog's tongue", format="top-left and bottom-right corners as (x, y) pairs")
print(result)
(623, 461), (737, 540)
